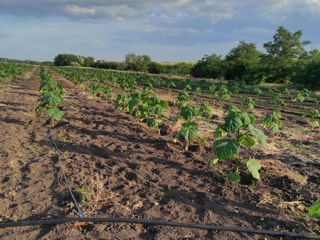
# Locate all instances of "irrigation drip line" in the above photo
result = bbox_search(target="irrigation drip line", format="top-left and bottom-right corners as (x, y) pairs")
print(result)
(0, 217), (319, 239)
(49, 130), (83, 218)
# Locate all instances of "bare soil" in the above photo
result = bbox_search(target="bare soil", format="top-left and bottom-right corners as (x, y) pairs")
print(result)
(0, 68), (319, 239)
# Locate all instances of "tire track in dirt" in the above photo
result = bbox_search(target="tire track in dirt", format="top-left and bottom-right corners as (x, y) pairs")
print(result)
(0, 68), (67, 239)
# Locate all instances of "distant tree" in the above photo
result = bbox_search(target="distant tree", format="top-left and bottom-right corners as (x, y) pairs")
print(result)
(83, 57), (94, 67)
(292, 48), (320, 89)
(225, 41), (262, 81)
(263, 26), (310, 83)
(148, 62), (164, 74)
(125, 53), (151, 72)
(54, 54), (80, 66)
(191, 54), (227, 79)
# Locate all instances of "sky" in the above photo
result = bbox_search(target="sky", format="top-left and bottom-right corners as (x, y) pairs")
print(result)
(0, 0), (320, 62)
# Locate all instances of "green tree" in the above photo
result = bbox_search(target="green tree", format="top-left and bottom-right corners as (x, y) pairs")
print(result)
(125, 53), (151, 72)
(191, 54), (227, 79)
(54, 54), (80, 66)
(263, 26), (310, 83)
(225, 41), (262, 81)
(83, 57), (94, 67)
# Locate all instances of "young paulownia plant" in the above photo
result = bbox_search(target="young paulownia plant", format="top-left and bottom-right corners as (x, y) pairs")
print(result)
(175, 91), (190, 107)
(115, 91), (168, 132)
(262, 110), (282, 134)
(173, 104), (207, 151)
(292, 88), (311, 102)
(193, 87), (202, 100)
(309, 109), (319, 128)
(241, 97), (255, 112)
(213, 106), (267, 182)
(35, 67), (64, 126)
(215, 85), (232, 109)
(272, 92), (287, 107)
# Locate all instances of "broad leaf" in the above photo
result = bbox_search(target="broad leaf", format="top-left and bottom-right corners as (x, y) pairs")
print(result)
(309, 198), (320, 218)
(226, 173), (241, 182)
(248, 125), (267, 147)
(239, 135), (256, 148)
(213, 139), (240, 160)
(176, 122), (199, 143)
(224, 115), (242, 133)
(45, 108), (64, 121)
(180, 105), (198, 122)
(246, 158), (261, 179)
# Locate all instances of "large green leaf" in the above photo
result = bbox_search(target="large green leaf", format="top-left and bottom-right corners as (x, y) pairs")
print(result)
(248, 125), (267, 147)
(128, 99), (140, 112)
(177, 121), (199, 143)
(246, 158), (261, 179)
(213, 139), (240, 160)
(224, 115), (242, 133)
(309, 198), (320, 218)
(43, 91), (63, 107)
(180, 105), (198, 122)
(239, 135), (256, 148)
(45, 108), (64, 121)
(226, 173), (241, 182)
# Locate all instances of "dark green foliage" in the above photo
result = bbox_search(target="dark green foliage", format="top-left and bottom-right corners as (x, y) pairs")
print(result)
(54, 54), (81, 66)
(191, 54), (227, 79)
(94, 61), (127, 70)
(54, 54), (95, 67)
(292, 59), (320, 89)
(225, 41), (262, 81)
(263, 26), (310, 83)
(148, 62), (164, 74)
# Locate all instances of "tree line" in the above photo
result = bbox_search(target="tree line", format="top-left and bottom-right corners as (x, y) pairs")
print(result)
(53, 26), (320, 89)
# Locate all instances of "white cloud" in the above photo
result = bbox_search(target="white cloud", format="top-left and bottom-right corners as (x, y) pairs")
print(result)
(64, 5), (95, 16)
(91, 39), (106, 47)
(0, 0), (319, 23)
(0, 0), (235, 23)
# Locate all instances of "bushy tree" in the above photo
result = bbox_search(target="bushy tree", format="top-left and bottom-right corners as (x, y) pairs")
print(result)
(191, 54), (227, 79)
(54, 54), (80, 66)
(125, 53), (151, 72)
(263, 26), (310, 83)
(292, 53), (320, 89)
(148, 62), (164, 74)
(83, 57), (94, 67)
(225, 41), (262, 81)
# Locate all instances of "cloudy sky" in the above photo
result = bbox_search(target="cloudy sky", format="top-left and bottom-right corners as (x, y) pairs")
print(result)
(0, 0), (319, 62)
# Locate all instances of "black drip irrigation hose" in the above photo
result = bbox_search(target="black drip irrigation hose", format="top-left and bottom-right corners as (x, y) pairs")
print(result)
(0, 217), (319, 239)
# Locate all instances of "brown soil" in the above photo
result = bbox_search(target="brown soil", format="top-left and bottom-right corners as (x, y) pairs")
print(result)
(0, 68), (319, 239)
